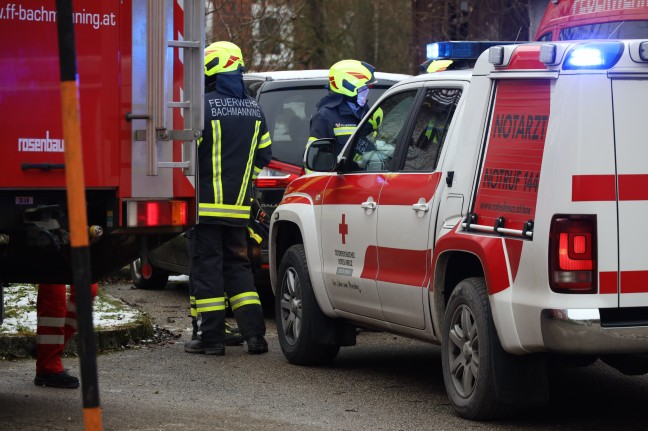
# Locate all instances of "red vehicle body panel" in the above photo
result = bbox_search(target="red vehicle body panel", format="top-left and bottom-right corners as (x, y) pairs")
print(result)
(535, 0), (648, 41)
(0, 1), (198, 283)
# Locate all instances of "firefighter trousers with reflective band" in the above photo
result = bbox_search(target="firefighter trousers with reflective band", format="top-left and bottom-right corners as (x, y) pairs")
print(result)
(191, 223), (265, 345)
(36, 283), (99, 375)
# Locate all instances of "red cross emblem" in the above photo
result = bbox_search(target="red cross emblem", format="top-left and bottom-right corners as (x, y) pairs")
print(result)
(339, 214), (348, 244)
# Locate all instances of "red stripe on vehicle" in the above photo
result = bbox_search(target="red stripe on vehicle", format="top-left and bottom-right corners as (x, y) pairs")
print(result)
(572, 175), (616, 201)
(620, 271), (648, 294)
(281, 196), (311, 205)
(321, 174), (388, 205)
(573, 174), (648, 202)
(379, 172), (441, 205)
(360, 245), (378, 280)
(360, 246), (430, 286)
(618, 174), (648, 200)
(283, 175), (331, 205)
(599, 271), (618, 294)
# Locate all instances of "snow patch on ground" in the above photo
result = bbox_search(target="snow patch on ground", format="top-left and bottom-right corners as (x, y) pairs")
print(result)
(1, 284), (146, 335)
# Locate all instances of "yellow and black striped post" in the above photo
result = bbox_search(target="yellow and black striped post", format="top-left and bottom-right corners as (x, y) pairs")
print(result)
(55, 1), (103, 429)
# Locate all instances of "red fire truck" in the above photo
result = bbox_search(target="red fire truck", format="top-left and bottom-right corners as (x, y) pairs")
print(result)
(0, 0), (203, 287)
(535, 0), (648, 41)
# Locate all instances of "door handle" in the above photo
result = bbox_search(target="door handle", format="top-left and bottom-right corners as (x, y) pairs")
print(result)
(412, 198), (429, 217)
(360, 196), (377, 213)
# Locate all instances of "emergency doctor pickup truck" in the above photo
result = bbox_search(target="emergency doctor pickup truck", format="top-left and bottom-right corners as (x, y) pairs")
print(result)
(269, 40), (648, 419)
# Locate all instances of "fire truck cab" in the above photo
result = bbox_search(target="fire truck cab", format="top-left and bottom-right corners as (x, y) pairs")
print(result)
(270, 40), (648, 419)
(0, 1), (203, 288)
(535, 0), (648, 41)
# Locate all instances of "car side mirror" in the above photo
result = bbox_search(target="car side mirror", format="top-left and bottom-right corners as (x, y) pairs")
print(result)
(304, 138), (337, 172)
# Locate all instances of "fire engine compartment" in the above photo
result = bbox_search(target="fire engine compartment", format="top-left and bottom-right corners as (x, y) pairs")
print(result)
(0, 0), (202, 283)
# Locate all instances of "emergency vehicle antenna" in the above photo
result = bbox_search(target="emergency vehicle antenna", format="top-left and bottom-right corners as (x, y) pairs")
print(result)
(55, 1), (103, 429)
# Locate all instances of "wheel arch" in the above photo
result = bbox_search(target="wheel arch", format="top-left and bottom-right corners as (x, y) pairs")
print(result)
(270, 203), (337, 316)
(432, 250), (484, 342)
(272, 219), (304, 294)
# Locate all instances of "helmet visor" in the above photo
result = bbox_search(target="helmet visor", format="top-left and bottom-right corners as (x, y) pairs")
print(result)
(360, 61), (377, 86)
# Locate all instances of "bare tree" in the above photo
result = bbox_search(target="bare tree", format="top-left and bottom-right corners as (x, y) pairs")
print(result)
(205, 0), (307, 71)
(205, 0), (531, 75)
(411, 0), (530, 72)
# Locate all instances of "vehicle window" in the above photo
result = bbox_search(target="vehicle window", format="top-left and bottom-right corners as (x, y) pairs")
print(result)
(258, 86), (393, 167)
(403, 88), (462, 172)
(560, 20), (648, 40)
(257, 88), (324, 167)
(536, 32), (552, 42)
(347, 90), (418, 173)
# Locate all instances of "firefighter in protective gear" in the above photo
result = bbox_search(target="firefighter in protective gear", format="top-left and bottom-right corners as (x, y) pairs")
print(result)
(186, 220), (267, 347)
(34, 283), (99, 388)
(184, 41), (271, 356)
(308, 59), (377, 156)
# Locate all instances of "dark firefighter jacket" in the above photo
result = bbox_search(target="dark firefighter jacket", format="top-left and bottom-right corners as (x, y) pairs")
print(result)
(198, 74), (272, 227)
(309, 93), (370, 155)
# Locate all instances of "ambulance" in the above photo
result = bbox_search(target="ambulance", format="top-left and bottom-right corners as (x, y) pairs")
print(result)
(0, 1), (203, 287)
(269, 39), (648, 419)
(535, 0), (648, 41)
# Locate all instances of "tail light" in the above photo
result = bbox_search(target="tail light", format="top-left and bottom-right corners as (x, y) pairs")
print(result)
(549, 215), (597, 293)
(255, 160), (303, 189)
(126, 200), (188, 227)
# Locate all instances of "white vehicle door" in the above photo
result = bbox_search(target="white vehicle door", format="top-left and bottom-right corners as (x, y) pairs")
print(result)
(613, 75), (648, 308)
(376, 86), (463, 329)
(319, 89), (419, 320)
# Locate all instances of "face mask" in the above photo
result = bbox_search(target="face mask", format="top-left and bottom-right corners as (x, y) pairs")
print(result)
(356, 86), (369, 107)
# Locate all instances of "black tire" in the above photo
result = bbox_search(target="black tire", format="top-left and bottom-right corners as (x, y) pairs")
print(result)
(275, 244), (340, 365)
(441, 277), (512, 420)
(130, 258), (169, 290)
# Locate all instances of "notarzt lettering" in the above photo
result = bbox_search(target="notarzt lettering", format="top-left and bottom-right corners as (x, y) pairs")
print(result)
(492, 114), (548, 141)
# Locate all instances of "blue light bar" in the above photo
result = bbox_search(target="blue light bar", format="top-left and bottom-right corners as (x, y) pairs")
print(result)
(425, 41), (516, 60)
(564, 42), (624, 70)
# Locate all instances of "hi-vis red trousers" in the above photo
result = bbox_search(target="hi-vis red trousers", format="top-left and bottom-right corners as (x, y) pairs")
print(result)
(35, 284), (99, 375)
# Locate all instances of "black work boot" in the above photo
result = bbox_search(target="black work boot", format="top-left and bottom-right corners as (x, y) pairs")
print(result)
(184, 339), (225, 355)
(191, 317), (200, 341)
(246, 336), (268, 354)
(225, 322), (244, 346)
(34, 370), (80, 389)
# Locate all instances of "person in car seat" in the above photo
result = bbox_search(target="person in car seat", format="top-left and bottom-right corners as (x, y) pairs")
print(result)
(308, 59), (377, 156)
(184, 41), (272, 356)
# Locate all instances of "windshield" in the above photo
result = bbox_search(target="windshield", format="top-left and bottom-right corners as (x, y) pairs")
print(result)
(560, 20), (648, 40)
(258, 87), (389, 167)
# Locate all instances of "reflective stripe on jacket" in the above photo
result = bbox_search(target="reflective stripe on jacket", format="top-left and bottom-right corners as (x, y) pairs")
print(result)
(198, 90), (272, 226)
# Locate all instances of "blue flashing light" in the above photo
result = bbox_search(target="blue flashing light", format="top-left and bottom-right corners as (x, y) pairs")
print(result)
(427, 43), (440, 59)
(568, 48), (605, 66)
(564, 42), (624, 70)
(425, 41), (516, 60)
